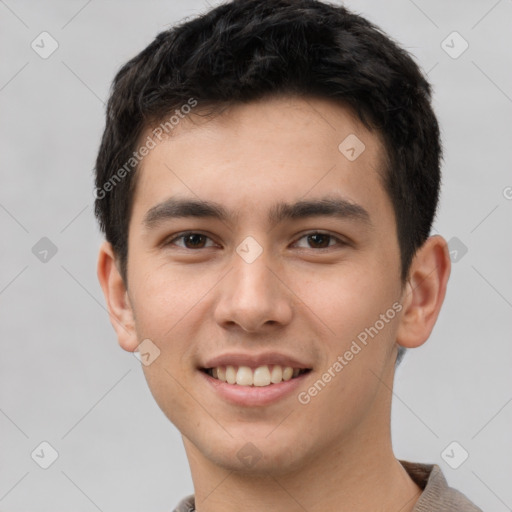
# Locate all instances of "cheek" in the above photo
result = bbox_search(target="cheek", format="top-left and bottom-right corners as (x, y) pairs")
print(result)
(292, 263), (388, 343)
(130, 265), (213, 425)
(292, 267), (398, 432)
(129, 257), (208, 334)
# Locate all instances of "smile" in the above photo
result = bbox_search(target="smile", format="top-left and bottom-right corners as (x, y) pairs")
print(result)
(202, 365), (311, 387)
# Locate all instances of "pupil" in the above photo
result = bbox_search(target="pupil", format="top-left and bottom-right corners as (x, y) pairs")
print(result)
(186, 234), (205, 248)
(309, 234), (329, 248)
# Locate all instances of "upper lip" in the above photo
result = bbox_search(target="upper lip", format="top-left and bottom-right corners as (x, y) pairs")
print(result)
(201, 352), (312, 370)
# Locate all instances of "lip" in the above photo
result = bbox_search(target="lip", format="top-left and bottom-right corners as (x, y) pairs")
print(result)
(201, 351), (311, 370)
(199, 369), (311, 407)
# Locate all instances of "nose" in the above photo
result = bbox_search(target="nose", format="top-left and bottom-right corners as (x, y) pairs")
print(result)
(213, 247), (294, 333)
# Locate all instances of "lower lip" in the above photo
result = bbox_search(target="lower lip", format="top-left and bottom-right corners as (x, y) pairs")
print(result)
(199, 370), (311, 407)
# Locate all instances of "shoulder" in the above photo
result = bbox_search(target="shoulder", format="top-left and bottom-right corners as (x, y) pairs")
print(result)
(400, 460), (483, 512)
(171, 493), (195, 512)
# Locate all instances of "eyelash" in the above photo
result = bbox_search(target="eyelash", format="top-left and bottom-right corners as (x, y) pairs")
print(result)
(164, 231), (347, 250)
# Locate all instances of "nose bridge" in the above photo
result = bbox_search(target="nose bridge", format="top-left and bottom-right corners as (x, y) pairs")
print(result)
(214, 240), (292, 332)
(235, 248), (274, 299)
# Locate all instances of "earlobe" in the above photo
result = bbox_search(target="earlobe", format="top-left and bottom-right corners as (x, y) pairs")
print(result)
(96, 241), (139, 352)
(396, 235), (451, 349)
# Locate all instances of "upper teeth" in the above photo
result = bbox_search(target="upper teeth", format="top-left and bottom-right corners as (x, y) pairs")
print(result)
(208, 365), (305, 387)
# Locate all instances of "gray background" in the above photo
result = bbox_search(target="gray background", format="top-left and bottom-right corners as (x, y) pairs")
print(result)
(1, 0), (511, 510)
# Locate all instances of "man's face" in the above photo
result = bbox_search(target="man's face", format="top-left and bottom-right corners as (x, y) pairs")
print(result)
(124, 96), (405, 473)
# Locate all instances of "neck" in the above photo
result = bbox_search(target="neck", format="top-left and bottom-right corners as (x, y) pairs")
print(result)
(184, 438), (421, 512)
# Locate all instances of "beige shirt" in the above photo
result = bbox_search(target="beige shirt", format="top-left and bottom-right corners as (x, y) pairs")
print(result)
(173, 460), (483, 511)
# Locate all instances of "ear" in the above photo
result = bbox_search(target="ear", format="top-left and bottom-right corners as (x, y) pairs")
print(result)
(396, 235), (451, 349)
(97, 241), (139, 352)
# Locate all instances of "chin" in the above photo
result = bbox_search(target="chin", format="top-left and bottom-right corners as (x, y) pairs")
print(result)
(197, 431), (311, 476)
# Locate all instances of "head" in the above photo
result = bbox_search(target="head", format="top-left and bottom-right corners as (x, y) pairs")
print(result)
(96, 0), (450, 475)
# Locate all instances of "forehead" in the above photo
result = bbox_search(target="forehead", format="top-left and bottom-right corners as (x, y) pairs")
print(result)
(131, 95), (391, 226)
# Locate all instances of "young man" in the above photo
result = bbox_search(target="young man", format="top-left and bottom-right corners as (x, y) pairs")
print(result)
(95, 1), (481, 510)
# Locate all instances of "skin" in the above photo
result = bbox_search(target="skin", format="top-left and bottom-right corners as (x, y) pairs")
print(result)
(98, 95), (451, 512)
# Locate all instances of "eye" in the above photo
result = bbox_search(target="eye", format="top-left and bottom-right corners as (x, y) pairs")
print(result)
(163, 231), (346, 251)
(293, 232), (346, 249)
(165, 232), (217, 249)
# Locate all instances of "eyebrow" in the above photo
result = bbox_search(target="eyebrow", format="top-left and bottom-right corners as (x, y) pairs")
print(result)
(143, 196), (372, 229)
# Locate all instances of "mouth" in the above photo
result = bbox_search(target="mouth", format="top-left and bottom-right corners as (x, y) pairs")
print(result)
(200, 365), (312, 387)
